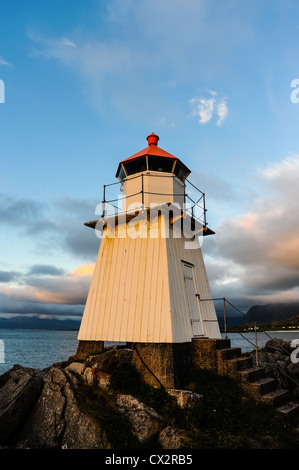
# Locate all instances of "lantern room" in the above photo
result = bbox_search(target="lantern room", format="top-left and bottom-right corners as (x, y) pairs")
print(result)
(116, 133), (191, 211)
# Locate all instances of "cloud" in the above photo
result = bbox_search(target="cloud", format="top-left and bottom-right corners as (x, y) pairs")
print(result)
(0, 193), (100, 261)
(0, 263), (94, 311)
(189, 96), (215, 125)
(0, 194), (56, 235)
(27, 265), (65, 276)
(0, 56), (11, 66)
(207, 154), (299, 307)
(60, 37), (77, 48)
(26, 0), (255, 122)
(189, 91), (228, 126)
(0, 271), (20, 283)
(216, 98), (228, 126)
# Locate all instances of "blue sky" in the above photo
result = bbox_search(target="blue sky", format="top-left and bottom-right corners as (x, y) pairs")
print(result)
(1, 0), (299, 322)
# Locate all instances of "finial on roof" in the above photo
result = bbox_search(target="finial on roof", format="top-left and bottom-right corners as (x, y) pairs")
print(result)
(147, 132), (159, 146)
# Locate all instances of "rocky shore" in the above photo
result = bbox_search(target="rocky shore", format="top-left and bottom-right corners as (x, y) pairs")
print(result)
(1, 339), (299, 450)
(249, 338), (299, 401)
(0, 346), (200, 449)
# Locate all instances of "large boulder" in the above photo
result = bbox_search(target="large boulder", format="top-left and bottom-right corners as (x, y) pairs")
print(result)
(115, 393), (163, 442)
(90, 347), (134, 374)
(0, 365), (43, 445)
(263, 338), (293, 355)
(9, 366), (110, 449)
(250, 339), (299, 399)
(158, 426), (186, 449)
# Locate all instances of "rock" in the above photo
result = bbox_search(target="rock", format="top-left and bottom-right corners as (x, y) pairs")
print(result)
(12, 366), (109, 449)
(158, 426), (186, 449)
(83, 367), (95, 386)
(0, 365), (43, 445)
(115, 394), (163, 442)
(168, 389), (203, 408)
(96, 370), (110, 389)
(65, 362), (85, 376)
(264, 339), (292, 355)
(91, 348), (134, 374)
(249, 339), (299, 399)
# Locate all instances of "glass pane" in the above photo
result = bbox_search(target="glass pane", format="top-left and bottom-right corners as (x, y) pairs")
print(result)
(118, 166), (126, 181)
(174, 162), (188, 180)
(148, 157), (174, 172)
(124, 157), (147, 175)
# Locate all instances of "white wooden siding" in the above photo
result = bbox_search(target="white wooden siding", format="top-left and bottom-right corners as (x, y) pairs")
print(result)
(166, 227), (221, 341)
(78, 213), (221, 344)
(123, 171), (185, 211)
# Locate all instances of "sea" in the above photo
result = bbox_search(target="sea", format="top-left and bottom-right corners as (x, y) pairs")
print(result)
(1, 328), (299, 376)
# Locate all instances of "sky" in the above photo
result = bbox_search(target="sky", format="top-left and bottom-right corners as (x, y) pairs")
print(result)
(1, 0), (299, 325)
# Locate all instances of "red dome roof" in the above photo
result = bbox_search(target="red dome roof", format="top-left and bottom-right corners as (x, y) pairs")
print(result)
(116, 133), (189, 178)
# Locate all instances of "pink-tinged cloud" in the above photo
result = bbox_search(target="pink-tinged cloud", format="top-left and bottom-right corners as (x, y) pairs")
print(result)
(0, 264), (95, 306)
(207, 154), (299, 305)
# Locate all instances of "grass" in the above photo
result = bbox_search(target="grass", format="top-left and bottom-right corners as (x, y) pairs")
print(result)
(70, 363), (299, 449)
(71, 376), (140, 449)
(182, 368), (299, 449)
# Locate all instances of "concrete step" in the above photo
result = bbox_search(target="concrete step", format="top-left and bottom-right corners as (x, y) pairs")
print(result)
(214, 338), (231, 350)
(261, 389), (291, 408)
(218, 347), (242, 361)
(239, 366), (266, 383)
(247, 377), (277, 396)
(276, 402), (299, 418)
(226, 356), (253, 372)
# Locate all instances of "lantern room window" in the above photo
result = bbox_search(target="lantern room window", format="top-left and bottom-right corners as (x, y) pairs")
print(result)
(124, 157), (147, 176)
(147, 156), (174, 173)
(118, 165), (126, 181)
(174, 161), (189, 181)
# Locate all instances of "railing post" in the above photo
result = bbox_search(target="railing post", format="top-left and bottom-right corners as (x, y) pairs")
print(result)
(255, 323), (259, 367)
(102, 184), (106, 218)
(223, 297), (227, 339)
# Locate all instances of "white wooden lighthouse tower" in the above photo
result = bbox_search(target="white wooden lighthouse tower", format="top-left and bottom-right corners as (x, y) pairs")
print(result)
(77, 133), (221, 387)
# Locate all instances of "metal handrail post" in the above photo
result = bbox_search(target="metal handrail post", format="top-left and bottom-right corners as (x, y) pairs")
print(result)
(102, 184), (106, 218)
(223, 297), (227, 339)
(255, 323), (259, 367)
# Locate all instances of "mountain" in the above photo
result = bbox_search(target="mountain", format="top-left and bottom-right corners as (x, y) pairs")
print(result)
(244, 303), (299, 324)
(0, 316), (80, 330)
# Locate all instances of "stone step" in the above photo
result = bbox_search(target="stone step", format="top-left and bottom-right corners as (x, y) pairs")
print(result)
(226, 356), (253, 373)
(261, 389), (291, 408)
(214, 338), (231, 350)
(239, 366), (266, 383)
(276, 402), (299, 418)
(195, 339), (299, 418)
(246, 377), (277, 396)
(218, 347), (242, 361)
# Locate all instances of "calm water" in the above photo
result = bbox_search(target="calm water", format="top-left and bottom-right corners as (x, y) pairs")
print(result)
(0, 329), (79, 375)
(1, 328), (299, 375)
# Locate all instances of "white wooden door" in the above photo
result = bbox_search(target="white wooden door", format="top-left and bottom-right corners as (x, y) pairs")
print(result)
(182, 263), (203, 337)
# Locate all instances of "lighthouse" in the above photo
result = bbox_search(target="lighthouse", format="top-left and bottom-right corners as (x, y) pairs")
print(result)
(76, 133), (221, 387)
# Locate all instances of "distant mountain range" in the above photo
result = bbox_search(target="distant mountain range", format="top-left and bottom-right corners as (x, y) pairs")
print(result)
(244, 303), (299, 325)
(0, 316), (80, 330)
(1, 302), (299, 331)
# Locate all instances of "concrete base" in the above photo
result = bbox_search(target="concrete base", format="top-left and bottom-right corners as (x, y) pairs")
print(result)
(76, 340), (104, 359)
(191, 337), (231, 373)
(131, 342), (193, 389)
(75, 338), (235, 389)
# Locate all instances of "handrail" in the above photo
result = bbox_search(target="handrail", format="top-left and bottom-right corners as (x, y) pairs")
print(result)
(101, 173), (208, 227)
(198, 297), (280, 364)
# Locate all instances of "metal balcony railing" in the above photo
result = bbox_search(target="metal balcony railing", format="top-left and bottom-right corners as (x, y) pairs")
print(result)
(99, 173), (208, 228)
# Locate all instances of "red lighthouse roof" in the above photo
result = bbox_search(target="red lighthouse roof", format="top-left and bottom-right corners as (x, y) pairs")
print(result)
(116, 133), (190, 180)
